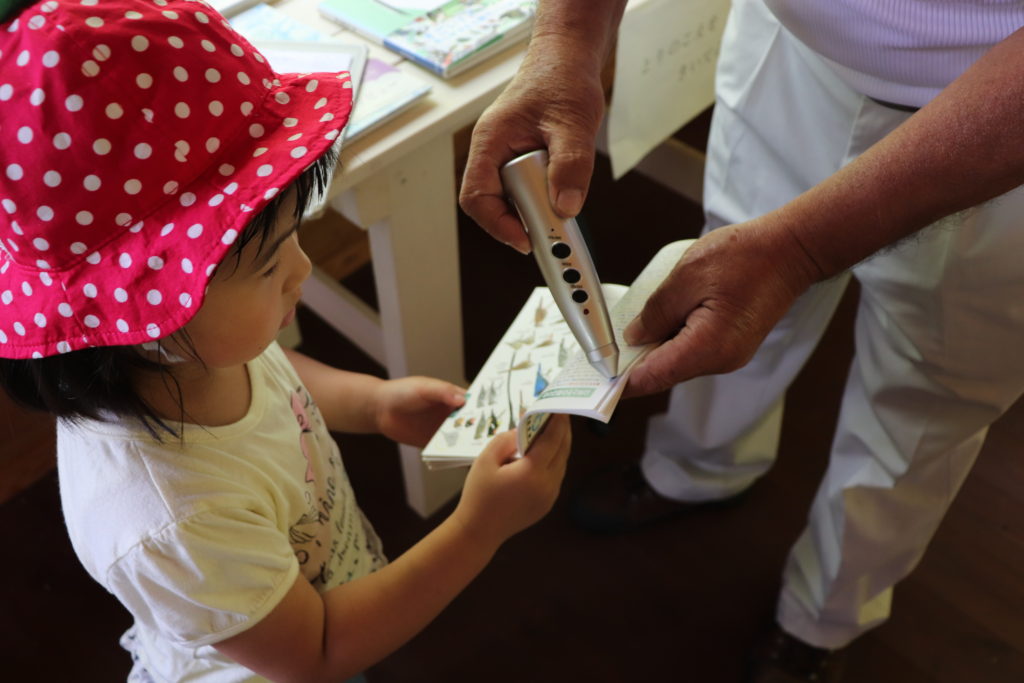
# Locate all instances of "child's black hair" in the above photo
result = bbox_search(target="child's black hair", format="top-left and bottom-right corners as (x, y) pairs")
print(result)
(0, 146), (339, 438)
(1, 0), (38, 23)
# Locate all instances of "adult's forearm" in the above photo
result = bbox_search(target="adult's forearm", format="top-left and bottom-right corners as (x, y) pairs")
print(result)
(776, 26), (1024, 281)
(531, 0), (627, 68)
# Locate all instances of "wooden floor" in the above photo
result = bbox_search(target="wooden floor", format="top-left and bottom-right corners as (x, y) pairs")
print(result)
(2, 149), (1023, 682)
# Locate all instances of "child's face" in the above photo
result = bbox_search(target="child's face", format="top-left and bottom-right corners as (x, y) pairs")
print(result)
(171, 191), (312, 369)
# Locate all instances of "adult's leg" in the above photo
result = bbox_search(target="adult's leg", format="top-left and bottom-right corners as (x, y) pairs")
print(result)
(642, 0), (858, 501)
(778, 185), (1024, 649)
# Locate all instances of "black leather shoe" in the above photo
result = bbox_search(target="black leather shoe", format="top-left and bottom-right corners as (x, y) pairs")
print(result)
(568, 461), (747, 534)
(745, 625), (846, 683)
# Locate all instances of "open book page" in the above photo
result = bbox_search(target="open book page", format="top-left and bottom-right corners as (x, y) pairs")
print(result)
(421, 238), (694, 467)
(516, 238), (694, 452)
(421, 283), (627, 468)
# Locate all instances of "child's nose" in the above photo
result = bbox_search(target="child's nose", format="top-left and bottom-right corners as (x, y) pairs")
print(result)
(290, 241), (313, 290)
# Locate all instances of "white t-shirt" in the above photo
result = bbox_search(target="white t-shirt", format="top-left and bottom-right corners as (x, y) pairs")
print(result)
(57, 342), (386, 682)
(766, 0), (1024, 107)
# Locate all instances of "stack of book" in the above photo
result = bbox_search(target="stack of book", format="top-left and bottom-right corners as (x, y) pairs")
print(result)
(319, 0), (536, 79)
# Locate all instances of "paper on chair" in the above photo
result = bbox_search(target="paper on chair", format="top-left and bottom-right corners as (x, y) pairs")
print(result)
(607, 0), (728, 179)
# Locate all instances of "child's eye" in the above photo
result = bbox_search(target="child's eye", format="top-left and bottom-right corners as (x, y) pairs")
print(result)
(261, 262), (279, 278)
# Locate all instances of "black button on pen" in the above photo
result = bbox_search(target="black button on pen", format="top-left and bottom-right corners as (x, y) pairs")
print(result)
(562, 268), (581, 284)
(551, 242), (571, 259)
(571, 289), (589, 303)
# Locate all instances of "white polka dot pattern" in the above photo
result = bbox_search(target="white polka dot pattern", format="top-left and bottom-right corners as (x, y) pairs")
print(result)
(0, 0), (353, 358)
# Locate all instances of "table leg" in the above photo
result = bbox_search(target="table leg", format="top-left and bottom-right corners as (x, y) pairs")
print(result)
(364, 136), (469, 517)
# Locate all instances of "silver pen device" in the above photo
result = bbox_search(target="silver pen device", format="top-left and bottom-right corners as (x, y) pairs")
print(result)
(500, 150), (619, 379)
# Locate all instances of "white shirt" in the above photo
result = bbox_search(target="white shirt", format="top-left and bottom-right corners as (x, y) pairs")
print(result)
(58, 343), (386, 682)
(766, 0), (1024, 107)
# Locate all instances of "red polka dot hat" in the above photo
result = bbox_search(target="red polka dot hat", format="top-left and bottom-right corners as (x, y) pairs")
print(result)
(0, 0), (353, 359)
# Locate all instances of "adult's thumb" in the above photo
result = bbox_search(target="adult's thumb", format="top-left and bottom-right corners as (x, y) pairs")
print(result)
(545, 142), (596, 219)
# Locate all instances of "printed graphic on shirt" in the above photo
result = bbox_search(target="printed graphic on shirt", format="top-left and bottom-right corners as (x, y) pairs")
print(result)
(290, 388), (317, 483)
(286, 385), (386, 589)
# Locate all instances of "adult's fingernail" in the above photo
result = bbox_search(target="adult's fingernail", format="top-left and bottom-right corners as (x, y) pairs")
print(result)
(556, 189), (583, 217)
(506, 240), (531, 255)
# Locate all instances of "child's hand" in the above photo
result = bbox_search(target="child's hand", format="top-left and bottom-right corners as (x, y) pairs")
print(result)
(452, 415), (572, 548)
(373, 377), (467, 448)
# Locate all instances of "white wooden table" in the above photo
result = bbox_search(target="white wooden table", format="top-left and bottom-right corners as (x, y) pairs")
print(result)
(277, 0), (713, 517)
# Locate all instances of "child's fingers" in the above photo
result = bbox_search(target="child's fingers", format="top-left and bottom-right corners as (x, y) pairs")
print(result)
(477, 430), (518, 467)
(549, 420), (572, 474)
(525, 415), (571, 469)
(539, 418), (571, 476)
(416, 378), (468, 407)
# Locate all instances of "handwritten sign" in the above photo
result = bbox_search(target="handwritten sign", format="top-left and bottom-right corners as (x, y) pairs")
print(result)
(607, 0), (729, 179)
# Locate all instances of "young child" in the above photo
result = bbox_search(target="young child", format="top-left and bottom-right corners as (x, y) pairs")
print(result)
(0, 1), (571, 681)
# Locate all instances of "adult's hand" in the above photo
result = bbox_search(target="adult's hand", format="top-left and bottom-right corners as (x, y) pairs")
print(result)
(459, 38), (606, 253)
(623, 220), (823, 397)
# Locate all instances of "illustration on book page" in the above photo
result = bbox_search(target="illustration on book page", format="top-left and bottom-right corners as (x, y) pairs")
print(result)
(433, 288), (575, 457)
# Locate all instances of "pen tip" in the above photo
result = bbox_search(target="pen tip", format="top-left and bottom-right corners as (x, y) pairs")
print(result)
(593, 354), (619, 381)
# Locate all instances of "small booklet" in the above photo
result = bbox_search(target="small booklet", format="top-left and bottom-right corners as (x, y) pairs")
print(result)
(254, 40), (369, 96)
(230, 3), (333, 43)
(421, 239), (694, 468)
(206, 0), (264, 19)
(319, 0), (536, 79)
(344, 58), (432, 141)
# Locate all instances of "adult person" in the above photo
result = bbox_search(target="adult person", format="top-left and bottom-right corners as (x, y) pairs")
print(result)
(460, 1), (1024, 681)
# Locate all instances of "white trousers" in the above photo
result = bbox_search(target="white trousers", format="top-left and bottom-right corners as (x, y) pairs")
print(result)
(641, 0), (1024, 649)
